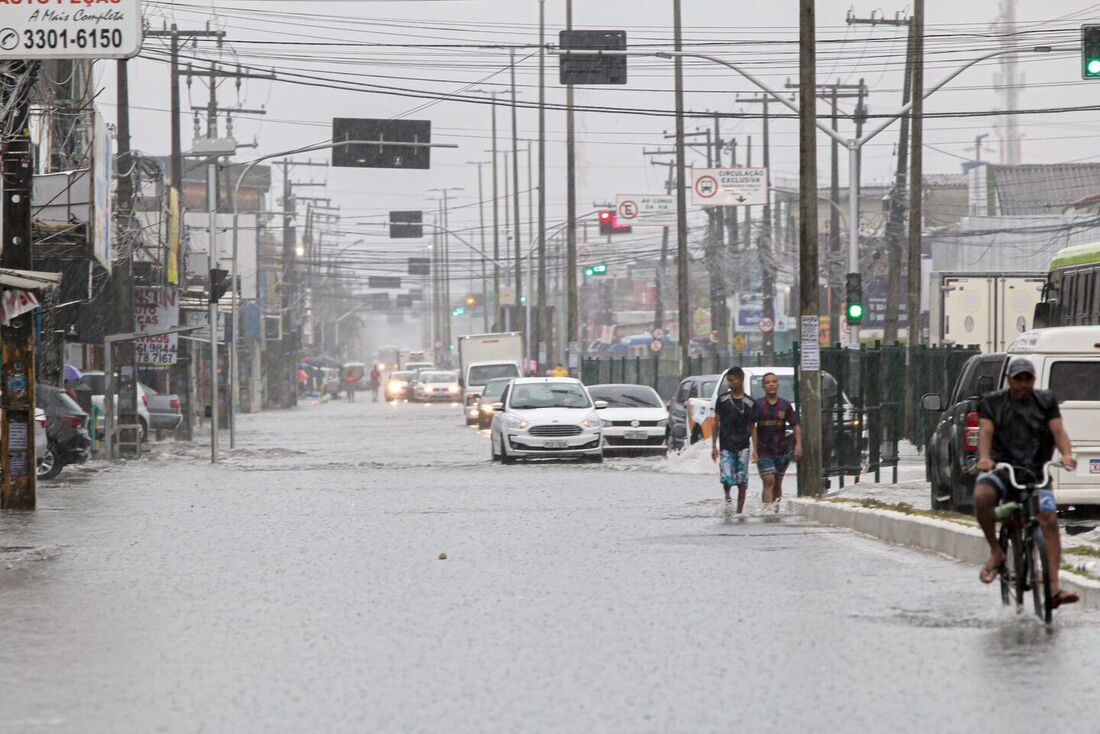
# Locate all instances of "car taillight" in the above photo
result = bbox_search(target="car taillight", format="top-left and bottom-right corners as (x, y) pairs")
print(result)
(170, 399), (181, 409)
(61, 415), (81, 429)
(964, 410), (980, 452)
(37, 417), (47, 429)
(141, 394), (148, 406)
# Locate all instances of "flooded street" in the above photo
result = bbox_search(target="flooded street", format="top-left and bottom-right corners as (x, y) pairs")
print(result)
(2, 400), (1097, 732)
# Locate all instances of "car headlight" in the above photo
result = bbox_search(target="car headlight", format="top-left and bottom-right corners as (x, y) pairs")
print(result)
(507, 417), (528, 430)
(580, 415), (601, 429)
(657, 419), (668, 427)
(448, 385), (460, 393)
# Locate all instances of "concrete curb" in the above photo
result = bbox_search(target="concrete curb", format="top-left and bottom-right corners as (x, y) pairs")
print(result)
(792, 498), (1100, 609)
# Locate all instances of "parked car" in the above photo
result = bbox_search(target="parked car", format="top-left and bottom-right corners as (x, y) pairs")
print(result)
(82, 371), (153, 441)
(586, 384), (669, 454)
(404, 361), (434, 374)
(140, 382), (183, 432)
(412, 371), (461, 402)
(475, 377), (513, 429)
(385, 370), (415, 401)
(489, 377), (605, 463)
(921, 352), (1007, 512)
(667, 374), (721, 448)
(36, 384), (91, 479)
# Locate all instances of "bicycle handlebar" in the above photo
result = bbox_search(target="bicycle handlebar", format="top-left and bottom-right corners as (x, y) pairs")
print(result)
(992, 461), (1066, 490)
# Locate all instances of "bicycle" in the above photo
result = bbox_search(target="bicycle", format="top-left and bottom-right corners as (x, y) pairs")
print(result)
(993, 460), (1064, 624)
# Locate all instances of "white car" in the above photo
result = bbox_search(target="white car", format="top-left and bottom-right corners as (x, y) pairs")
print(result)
(412, 371), (462, 402)
(489, 377), (605, 463)
(586, 383), (669, 454)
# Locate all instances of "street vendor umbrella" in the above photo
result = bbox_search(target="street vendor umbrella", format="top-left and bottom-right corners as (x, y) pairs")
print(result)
(63, 364), (83, 381)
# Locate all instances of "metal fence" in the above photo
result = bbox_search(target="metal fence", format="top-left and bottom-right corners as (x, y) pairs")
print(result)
(581, 343), (979, 483)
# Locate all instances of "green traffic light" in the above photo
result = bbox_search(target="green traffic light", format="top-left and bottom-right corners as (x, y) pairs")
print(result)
(846, 303), (864, 322)
(1088, 58), (1100, 77)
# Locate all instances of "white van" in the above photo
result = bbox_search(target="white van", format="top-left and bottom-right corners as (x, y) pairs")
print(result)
(1006, 326), (1100, 505)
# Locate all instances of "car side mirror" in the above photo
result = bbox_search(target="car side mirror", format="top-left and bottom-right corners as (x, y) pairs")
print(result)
(492, 402), (505, 412)
(920, 393), (943, 412)
(594, 400), (608, 410)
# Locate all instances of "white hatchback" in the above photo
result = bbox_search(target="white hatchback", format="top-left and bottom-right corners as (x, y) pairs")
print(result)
(586, 383), (669, 454)
(489, 377), (605, 463)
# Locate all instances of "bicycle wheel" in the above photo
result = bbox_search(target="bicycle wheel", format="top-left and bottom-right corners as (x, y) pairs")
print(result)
(998, 523), (1023, 608)
(1029, 526), (1054, 624)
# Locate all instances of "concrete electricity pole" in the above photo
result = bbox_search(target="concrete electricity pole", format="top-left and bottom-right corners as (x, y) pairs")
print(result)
(798, 0), (824, 498)
(673, 0), (691, 376)
(565, 0), (578, 365)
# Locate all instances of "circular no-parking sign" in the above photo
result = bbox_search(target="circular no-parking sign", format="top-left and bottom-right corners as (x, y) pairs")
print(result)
(708, 330), (718, 344)
(759, 317), (774, 333)
(652, 327), (665, 340)
(650, 339), (663, 353)
(617, 200), (639, 220)
(694, 175), (719, 199)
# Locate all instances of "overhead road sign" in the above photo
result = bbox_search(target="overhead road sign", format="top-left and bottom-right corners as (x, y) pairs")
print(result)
(559, 30), (628, 85)
(390, 211), (423, 239)
(0, 0), (143, 59)
(332, 118), (432, 169)
(408, 258), (430, 276)
(615, 194), (676, 227)
(368, 276), (401, 289)
(691, 167), (768, 207)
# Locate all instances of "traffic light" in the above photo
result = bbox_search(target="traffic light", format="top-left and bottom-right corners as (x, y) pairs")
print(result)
(584, 263), (609, 277)
(465, 295), (479, 307)
(209, 268), (230, 302)
(452, 305), (465, 317)
(845, 272), (864, 325)
(1084, 25), (1100, 78)
(597, 209), (632, 235)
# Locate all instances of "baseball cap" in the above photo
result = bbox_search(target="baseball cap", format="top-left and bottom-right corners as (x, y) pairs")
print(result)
(1006, 358), (1036, 378)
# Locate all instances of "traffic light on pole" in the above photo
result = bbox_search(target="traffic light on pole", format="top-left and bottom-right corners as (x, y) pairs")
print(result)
(1084, 25), (1100, 78)
(597, 209), (632, 235)
(452, 305), (465, 317)
(845, 272), (864, 325)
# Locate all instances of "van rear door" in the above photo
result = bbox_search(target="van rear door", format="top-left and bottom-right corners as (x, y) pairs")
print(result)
(1044, 357), (1100, 501)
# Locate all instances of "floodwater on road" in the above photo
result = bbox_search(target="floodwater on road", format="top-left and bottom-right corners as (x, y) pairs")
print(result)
(1, 397), (1097, 732)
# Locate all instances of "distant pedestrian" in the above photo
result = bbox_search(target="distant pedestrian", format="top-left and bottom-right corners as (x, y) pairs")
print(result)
(711, 367), (754, 512)
(345, 373), (357, 402)
(752, 372), (802, 509)
(369, 366), (382, 402)
(551, 363), (569, 378)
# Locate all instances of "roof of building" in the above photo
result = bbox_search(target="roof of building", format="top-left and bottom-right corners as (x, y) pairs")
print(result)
(989, 163), (1100, 215)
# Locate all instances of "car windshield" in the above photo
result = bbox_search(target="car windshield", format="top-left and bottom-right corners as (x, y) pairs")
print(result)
(749, 374), (796, 401)
(482, 380), (510, 400)
(426, 372), (458, 383)
(53, 391), (85, 416)
(588, 385), (662, 408)
(468, 363), (520, 385)
(140, 382), (158, 396)
(82, 373), (106, 395)
(510, 382), (591, 410)
(390, 372), (413, 381)
(702, 380), (717, 397)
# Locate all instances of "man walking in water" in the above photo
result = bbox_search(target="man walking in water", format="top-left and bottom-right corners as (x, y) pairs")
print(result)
(711, 367), (755, 512)
(752, 372), (801, 508)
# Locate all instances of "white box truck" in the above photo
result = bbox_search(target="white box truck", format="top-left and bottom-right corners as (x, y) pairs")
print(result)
(458, 332), (523, 425)
(929, 272), (1046, 353)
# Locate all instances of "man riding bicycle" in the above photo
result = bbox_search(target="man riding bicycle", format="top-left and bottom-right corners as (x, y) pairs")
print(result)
(975, 357), (1078, 607)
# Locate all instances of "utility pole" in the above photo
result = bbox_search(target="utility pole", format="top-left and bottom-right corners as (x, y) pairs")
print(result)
(113, 58), (140, 452)
(906, 0), (926, 431)
(798, 0), (823, 498)
(712, 113), (730, 354)
(0, 61), (39, 509)
(510, 49), (523, 316)
(472, 160), (491, 331)
(538, 0), (548, 366)
(673, 0), (691, 376)
(565, 0), (578, 365)
(646, 159), (675, 334)
(147, 25), (225, 442)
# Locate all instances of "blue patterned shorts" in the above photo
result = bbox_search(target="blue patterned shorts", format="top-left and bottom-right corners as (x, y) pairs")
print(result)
(720, 448), (750, 488)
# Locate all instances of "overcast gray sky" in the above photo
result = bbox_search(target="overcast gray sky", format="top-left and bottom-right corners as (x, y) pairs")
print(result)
(98, 1), (1100, 252)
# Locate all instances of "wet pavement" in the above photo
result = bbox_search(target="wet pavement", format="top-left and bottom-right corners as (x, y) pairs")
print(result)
(2, 398), (1099, 732)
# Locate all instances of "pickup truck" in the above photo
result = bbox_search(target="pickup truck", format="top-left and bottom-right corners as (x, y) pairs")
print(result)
(921, 352), (1007, 512)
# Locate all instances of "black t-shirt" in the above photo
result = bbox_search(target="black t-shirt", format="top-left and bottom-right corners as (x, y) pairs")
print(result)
(715, 392), (755, 451)
(978, 388), (1061, 478)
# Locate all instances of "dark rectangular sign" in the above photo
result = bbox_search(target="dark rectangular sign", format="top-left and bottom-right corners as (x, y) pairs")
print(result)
(559, 30), (627, 85)
(390, 210), (424, 239)
(332, 118), (432, 169)
(396, 294), (414, 308)
(364, 292), (391, 308)
(368, 276), (402, 289)
(408, 257), (431, 276)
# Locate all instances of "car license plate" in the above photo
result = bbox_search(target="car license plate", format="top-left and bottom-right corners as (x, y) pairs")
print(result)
(545, 440), (568, 448)
(625, 431), (647, 440)
(1090, 459), (1100, 474)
